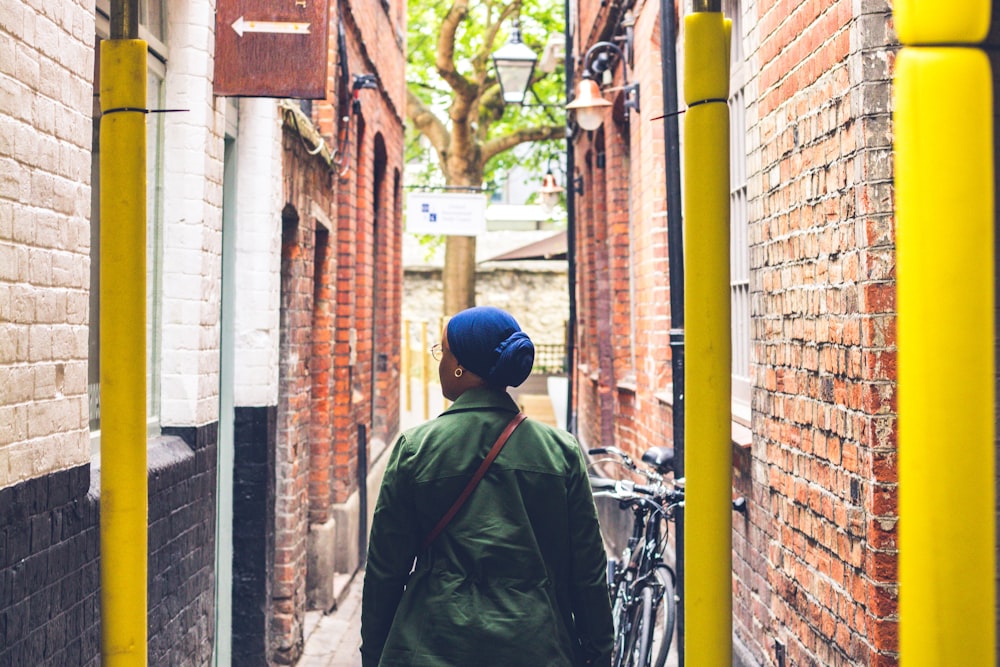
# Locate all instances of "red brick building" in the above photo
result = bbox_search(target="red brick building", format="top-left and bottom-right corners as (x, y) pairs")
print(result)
(568, 0), (907, 664)
(263, 0), (407, 663)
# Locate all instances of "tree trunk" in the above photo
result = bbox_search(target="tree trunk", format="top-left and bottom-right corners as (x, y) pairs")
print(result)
(443, 235), (477, 315)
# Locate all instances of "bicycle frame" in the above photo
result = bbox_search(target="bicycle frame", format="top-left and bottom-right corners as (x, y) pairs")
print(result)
(608, 495), (675, 667)
(590, 446), (683, 667)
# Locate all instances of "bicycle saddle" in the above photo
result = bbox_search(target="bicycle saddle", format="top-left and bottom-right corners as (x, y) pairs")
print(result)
(641, 447), (675, 474)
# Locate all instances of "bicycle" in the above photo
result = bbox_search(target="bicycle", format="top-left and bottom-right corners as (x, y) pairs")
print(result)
(589, 445), (682, 667)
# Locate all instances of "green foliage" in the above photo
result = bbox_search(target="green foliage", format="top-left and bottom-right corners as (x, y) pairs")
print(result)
(406, 0), (566, 187)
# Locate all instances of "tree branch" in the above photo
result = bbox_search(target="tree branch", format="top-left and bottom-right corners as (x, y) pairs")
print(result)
(406, 87), (451, 157)
(482, 124), (565, 163)
(471, 1), (521, 85)
(437, 1), (478, 100)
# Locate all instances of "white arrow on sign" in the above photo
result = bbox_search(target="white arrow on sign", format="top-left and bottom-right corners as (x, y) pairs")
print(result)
(231, 16), (311, 37)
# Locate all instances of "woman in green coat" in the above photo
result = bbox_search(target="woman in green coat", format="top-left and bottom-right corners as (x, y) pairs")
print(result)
(361, 306), (613, 666)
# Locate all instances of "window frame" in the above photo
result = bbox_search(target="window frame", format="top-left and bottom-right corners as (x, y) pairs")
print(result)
(90, 1), (167, 450)
(724, 0), (751, 426)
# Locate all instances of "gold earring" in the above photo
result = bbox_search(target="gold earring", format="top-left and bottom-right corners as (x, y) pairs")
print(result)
(454, 368), (464, 378)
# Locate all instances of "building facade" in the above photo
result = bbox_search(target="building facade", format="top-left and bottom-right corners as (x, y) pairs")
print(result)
(1, 0), (404, 665)
(566, 0), (949, 664)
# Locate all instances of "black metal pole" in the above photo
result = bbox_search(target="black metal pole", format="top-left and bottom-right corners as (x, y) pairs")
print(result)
(109, 0), (139, 39)
(358, 423), (369, 565)
(564, 0), (578, 436)
(659, 0), (686, 662)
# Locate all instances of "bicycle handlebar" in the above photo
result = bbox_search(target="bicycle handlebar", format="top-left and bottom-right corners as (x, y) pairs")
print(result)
(590, 476), (660, 496)
(590, 476), (682, 504)
(588, 446), (634, 469)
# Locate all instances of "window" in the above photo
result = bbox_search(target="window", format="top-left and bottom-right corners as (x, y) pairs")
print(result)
(89, 0), (166, 443)
(724, 0), (751, 417)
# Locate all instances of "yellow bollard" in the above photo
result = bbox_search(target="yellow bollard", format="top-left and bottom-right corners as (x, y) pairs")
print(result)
(682, 10), (732, 667)
(895, 44), (995, 665)
(894, 1), (990, 45)
(99, 38), (148, 666)
(403, 319), (412, 412)
(421, 321), (429, 421)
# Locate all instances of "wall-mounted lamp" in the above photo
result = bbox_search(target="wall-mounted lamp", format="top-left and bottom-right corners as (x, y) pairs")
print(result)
(565, 41), (639, 130)
(491, 21), (539, 106)
(538, 166), (565, 211)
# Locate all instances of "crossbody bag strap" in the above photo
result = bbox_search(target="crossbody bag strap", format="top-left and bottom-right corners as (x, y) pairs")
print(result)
(420, 412), (527, 552)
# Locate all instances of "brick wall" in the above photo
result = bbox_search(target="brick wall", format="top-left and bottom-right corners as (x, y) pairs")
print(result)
(273, 188), (317, 664)
(266, 0), (406, 642)
(570, 0), (678, 465)
(147, 430), (218, 666)
(323, 0), (405, 504)
(0, 0), (93, 487)
(1, 435), (217, 667)
(736, 1), (898, 665)
(161, 0), (227, 428)
(232, 406), (277, 666)
(0, 467), (99, 666)
(570, 0), (901, 665)
(234, 98), (283, 409)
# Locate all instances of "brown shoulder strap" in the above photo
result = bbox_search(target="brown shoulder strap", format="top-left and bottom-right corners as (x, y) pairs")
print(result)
(420, 412), (527, 552)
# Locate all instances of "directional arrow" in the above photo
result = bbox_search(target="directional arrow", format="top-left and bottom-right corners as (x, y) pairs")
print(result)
(231, 16), (311, 37)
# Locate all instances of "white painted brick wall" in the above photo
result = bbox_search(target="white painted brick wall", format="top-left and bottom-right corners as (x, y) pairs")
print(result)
(234, 98), (282, 407)
(160, 0), (226, 427)
(0, 0), (94, 486)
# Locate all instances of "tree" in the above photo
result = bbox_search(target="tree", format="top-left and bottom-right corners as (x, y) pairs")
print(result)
(407, 0), (566, 315)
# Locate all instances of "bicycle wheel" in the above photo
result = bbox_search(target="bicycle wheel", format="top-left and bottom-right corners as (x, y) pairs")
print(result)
(610, 581), (631, 667)
(620, 566), (677, 667)
(647, 565), (676, 667)
(628, 584), (655, 666)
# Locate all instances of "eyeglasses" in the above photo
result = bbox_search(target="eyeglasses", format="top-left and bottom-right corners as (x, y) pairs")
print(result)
(429, 343), (442, 361)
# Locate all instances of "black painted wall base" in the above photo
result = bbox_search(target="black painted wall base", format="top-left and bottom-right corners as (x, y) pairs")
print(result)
(231, 405), (277, 666)
(0, 421), (218, 666)
(0, 465), (100, 666)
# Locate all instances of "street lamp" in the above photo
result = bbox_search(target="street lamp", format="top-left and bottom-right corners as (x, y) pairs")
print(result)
(491, 21), (538, 106)
(538, 163), (565, 211)
(565, 78), (612, 131)
(565, 41), (640, 130)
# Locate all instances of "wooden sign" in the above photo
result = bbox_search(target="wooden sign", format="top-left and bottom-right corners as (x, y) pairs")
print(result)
(214, 0), (330, 98)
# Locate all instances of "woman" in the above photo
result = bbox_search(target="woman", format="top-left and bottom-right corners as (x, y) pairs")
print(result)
(361, 306), (613, 666)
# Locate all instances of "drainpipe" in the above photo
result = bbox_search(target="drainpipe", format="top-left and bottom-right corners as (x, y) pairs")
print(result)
(565, 0), (578, 435)
(658, 0), (686, 660)
(895, 3), (996, 663)
(681, 3), (731, 665)
(101, 1), (148, 664)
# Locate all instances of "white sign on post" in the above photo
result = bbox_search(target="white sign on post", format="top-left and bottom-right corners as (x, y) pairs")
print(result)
(406, 192), (488, 236)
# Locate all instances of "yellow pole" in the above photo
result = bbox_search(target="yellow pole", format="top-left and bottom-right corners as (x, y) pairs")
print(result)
(441, 316), (450, 410)
(421, 321), (429, 421)
(682, 9), (731, 666)
(403, 319), (412, 412)
(99, 38), (148, 665)
(894, 2), (995, 664)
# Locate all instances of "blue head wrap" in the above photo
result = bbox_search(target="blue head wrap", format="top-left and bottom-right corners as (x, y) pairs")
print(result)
(446, 307), (535, 388)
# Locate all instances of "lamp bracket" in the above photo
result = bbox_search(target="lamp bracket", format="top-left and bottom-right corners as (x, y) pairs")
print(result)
(580, 41), (640, 115)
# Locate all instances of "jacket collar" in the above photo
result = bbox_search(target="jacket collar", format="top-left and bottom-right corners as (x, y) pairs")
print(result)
(442, 387), (520, 415)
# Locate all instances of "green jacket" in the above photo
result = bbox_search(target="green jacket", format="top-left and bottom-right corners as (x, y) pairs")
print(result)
(361, 388), (613, 666)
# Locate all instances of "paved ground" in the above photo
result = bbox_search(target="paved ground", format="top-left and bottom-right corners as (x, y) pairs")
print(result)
(298, 572), (364, 666)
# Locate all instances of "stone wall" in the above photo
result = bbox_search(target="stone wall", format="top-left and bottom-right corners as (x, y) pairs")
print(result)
(403, 261), (570, 346)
